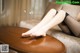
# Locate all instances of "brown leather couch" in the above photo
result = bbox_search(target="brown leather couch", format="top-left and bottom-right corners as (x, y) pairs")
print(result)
(0, 26), (66, 53)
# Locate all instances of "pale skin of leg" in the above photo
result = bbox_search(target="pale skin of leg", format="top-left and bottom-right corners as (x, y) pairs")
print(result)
(22, 10), (66, 37)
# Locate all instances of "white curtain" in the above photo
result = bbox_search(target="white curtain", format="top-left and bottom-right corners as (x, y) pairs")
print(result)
(0, 0), (2, 14)
(0, 0), (21, 26)
(0, 0), (49, 26)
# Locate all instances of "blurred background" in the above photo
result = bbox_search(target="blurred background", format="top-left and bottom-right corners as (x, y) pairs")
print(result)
(0, 0), (56, 26)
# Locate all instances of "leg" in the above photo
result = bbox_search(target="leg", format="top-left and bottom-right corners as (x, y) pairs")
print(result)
(22, 9), (57, 37)
(64, 15), (80, 37)
(31, 10), (66, 36)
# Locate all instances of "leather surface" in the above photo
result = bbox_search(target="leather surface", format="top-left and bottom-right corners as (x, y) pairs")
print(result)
(0, 26), (66, 53)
